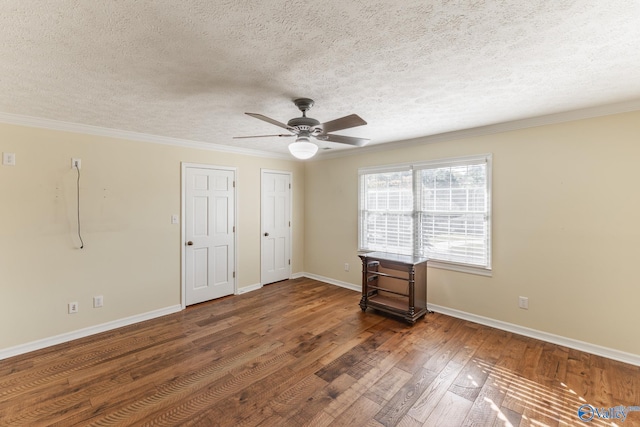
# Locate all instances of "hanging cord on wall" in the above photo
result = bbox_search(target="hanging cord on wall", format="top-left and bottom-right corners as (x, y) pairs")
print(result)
(76, 163), (84, 249)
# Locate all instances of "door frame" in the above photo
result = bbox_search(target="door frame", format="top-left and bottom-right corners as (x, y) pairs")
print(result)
(181, 162), (238, 309)
(260, 168), (293, 286)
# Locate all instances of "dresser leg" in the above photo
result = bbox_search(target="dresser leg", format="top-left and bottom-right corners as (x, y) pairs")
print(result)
(359, 296), (368, 312)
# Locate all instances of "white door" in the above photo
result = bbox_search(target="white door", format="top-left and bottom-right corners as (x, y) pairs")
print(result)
(184, 165), (235, 305)
(261, 170), (291, 285)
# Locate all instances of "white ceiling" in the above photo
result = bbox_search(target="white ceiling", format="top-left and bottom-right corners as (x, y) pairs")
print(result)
(1, 1), (640, 158)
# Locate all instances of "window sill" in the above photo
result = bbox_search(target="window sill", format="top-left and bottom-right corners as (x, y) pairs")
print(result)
(427, 260), (492, 277)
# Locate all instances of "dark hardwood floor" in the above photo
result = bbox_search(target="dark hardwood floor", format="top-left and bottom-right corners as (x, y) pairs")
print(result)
(1, 278), (638, 426)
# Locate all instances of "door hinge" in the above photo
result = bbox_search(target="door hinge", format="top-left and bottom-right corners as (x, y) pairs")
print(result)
(289, 183), (291, 189)
(233, 226), (235, 233)
(289, 221), (291, 227)
(233, 181), (236, 188)
(233, 271), (236, 278)
(288, 259), (291, 265)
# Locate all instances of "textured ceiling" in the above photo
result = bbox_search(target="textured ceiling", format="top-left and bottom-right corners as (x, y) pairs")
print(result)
(1, 1), (640, 157)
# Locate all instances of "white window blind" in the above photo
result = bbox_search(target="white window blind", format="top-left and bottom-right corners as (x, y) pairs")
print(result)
(416, 160), (489, 267)
(359, 169), (413, 255)
(359, 155), (491, 273)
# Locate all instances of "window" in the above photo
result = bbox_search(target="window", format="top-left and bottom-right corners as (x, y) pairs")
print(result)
(359, 168), (414, 255)
(359, 154), (491, 275)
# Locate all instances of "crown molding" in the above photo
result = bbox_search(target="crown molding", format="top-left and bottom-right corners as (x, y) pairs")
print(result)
(2, 98), (640, 162)
(315, 98), (640, 160)
(0, 112), (290, 160)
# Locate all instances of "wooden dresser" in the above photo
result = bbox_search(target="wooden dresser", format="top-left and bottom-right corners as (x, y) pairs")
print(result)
(358, 251), (428, 324)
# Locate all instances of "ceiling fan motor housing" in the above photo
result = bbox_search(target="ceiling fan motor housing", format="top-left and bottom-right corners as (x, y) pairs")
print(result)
(287, 116), (321, 132)
(288, 98), (323, 134)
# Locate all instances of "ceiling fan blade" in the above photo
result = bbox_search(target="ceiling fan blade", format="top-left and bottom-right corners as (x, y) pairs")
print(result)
(245, 112), (290, 130)
(321, 134), (370, 147)
(320, 114), (367, 133)
(233, 134), (294, 139)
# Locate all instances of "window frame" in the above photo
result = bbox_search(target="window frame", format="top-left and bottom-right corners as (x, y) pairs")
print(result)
(358, 154), (492, 276)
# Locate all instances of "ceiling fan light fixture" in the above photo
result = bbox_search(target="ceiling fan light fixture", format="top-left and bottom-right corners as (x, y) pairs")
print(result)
(288, 138), (318, 160)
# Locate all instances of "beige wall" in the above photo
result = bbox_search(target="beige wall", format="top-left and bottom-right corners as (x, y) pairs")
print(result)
(3, 110), (640, 357)
(0, 123), (304, 350)
(305, 110), (640, 356)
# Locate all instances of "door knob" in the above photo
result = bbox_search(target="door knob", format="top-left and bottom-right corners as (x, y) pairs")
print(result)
(186, 241), (193, 246)
(264, 232), (269, 237)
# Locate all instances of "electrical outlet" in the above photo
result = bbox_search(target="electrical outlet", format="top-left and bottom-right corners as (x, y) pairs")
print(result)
(518, 296), (529, 310)
(68, 301), (78, 314)
(3, 152), (16, 166)
(94, 295), (104, 308)
(71, 158), (81, 169)
(344, 263), (350, 272)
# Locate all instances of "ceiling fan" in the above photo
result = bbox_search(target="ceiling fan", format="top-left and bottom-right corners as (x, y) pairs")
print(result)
(234, 98), (369, 159)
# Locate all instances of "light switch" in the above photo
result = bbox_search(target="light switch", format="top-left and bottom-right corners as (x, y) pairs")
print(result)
(171, 214), (179, 224)
(3, 152), (16, 166)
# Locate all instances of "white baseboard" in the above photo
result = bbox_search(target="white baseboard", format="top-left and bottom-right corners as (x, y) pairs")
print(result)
(6, 278), (638, 367)
(427, 304), (640, 367)
(236, 283), (262, 294)
(298, 274), (640, 367)
(235, 274), (322, 294)
(0, 305), (182, 361)
(236, 273), (348, 290)
(301, 272), (361, 292)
